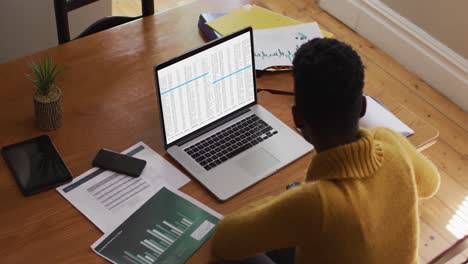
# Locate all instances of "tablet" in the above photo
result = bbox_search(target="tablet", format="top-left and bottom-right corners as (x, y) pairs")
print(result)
(1, 135), (72, 196)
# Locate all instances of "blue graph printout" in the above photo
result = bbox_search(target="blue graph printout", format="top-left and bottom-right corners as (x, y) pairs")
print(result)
(157, 31), (255, 144)
(92, 187), (222, 264)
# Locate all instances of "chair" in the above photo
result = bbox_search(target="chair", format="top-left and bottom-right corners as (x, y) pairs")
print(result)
(428, 235), (468, 264)
(53, 0), (154, 44)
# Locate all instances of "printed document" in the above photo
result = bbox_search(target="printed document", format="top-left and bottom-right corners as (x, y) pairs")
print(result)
(92, 185), (222, 264)
(57, 142), (190, 233)
(254, 22), (324, 70)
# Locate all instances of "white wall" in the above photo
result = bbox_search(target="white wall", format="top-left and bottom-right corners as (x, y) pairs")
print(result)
(320, 0), (468, 111)
(0, 0), (111, 63)
(381, 0), (468, 59)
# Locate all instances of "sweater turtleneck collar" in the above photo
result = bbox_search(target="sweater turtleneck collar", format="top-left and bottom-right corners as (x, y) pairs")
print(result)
(306, 128), (384, 182)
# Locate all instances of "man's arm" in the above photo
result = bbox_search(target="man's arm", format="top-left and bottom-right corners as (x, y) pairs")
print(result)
(411, 149), (440, 199)
(384, 128), (440, 198)
(211, 184), (322, 260)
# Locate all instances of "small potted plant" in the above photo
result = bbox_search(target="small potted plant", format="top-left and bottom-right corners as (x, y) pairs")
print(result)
(26, 57), (64, 130)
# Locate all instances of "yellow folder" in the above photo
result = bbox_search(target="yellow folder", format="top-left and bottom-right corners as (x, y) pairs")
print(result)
(206, 4), (333, 38)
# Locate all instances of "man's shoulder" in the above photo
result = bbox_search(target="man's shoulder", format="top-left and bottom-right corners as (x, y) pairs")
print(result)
(368, 127), (408, 146)
(367, 127), (417, 162)
(369, 126), (400, 138)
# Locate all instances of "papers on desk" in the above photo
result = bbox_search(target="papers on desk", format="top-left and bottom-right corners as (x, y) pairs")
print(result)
(92, 185), (222, 264)
(360, 95), (414, 136)
(206, 4), (333, 37)
(254, 22), (324, 70)
(200, 4), (330, 71)
(207, 4), (301, 35)
(57, 142), (190, 233)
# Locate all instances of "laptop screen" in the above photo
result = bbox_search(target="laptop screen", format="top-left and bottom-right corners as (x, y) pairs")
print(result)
(156, 30), (255, 145)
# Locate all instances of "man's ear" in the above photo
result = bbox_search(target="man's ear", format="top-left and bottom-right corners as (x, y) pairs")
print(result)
(360, 95), (367, 118)
(292, 105), (304, 129)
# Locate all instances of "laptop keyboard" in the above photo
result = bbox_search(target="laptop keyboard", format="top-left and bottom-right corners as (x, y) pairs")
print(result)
(184, 114), (278, 171)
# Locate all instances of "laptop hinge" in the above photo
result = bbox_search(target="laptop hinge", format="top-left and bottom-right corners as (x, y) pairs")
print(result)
(175, 107), (251, 147)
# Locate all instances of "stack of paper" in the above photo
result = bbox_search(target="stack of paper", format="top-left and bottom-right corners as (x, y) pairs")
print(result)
(57, 142), (225, 263)
(202, 4), (332, 70)
(206, 4), (332, 37)
(360, 95), (414, 136)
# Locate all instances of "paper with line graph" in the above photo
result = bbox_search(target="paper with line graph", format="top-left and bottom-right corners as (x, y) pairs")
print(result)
(57, 142), (190, 233)
(253, 22), (323, 70)
(92, 186), (222, 264)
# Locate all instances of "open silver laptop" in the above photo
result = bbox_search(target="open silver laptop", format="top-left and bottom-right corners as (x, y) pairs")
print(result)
(154, 27), (312, 201)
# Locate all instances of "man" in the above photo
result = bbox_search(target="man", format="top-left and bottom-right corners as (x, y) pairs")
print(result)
(211, 38), (440, 264)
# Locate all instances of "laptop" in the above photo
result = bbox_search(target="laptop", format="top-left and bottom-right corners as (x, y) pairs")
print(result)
(154, 27), (313, 201)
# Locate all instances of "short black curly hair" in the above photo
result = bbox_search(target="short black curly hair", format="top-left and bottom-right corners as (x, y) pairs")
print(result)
(293, 38), (364, 132)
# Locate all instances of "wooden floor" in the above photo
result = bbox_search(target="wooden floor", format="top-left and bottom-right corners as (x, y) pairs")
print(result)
(113, 0), (468, 262)
(112, 0), (196, 16)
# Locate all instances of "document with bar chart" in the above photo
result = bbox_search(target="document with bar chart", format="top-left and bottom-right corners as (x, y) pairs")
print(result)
(92, 186), (222, 264)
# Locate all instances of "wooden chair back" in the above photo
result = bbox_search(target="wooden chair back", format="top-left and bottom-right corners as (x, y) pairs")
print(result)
(428, 235), (468, 264)
(53, 0), (154, 44)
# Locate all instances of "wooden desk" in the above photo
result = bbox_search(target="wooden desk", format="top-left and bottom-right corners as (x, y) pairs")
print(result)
(0, 0), (438, 263)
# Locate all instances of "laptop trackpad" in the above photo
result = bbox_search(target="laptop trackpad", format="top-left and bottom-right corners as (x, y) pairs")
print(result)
(237, 148), (280, 177)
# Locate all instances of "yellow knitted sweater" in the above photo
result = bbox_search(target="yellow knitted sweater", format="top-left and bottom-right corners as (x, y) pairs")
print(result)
(212, 127), (440, 263)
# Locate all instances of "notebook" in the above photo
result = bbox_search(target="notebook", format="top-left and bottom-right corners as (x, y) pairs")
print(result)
(360, 95), (414, 137)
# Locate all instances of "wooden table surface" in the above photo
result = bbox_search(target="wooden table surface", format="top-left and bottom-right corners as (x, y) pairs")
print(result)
(0, 0), (438, 263)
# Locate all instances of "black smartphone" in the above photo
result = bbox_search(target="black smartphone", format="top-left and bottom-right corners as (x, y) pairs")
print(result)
(92, 149), (146, 177)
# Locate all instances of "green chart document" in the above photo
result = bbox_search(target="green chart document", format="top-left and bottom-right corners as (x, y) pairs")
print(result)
(92, 186), (222, 264)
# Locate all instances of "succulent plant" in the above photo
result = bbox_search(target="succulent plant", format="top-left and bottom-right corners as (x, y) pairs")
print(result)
(26, 57), (63, 96)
